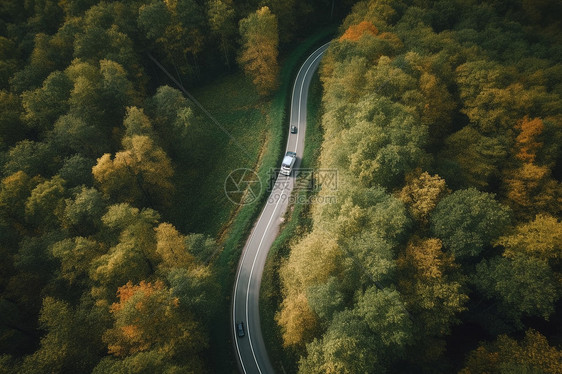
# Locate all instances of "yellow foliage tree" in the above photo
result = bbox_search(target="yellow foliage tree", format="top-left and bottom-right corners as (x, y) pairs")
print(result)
(238, 6), (279, 96)
(503, 160), (562, 218)
(92, 135), (174, 207)
(496, 214), (562, 261)
(276, 292), (318, 347)
(276, 231), (342, 347)
(398, 170), (448, 223)
(397, 238), (467, 361)
(154, 222), (194, 270)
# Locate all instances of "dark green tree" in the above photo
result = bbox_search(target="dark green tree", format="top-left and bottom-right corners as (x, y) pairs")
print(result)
(431, 188), (511, 259)
(474, 255), (560, 323)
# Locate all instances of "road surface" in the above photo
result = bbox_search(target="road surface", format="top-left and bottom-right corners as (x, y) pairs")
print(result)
(232, 42), (330, 374)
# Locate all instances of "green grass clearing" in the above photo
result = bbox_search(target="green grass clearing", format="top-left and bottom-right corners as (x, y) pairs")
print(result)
(167, 72), (269, 238)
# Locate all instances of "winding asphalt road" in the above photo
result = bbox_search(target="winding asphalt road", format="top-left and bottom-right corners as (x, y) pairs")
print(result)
(232, 42), (330, 374)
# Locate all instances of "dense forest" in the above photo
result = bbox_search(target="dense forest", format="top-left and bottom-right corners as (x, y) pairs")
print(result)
(275, 0), (562, 373)
(2, 0), (562, 373)
(0, 0), (347, 372)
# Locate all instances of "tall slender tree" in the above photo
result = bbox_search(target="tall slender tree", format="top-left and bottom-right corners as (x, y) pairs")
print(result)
(238, 6), (279, 96)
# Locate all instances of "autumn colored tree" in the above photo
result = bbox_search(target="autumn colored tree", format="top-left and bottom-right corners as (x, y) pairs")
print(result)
(418, 71), (456, 142)
(503, 158), (562, 219)
(103, 281), (206, 361)
(455, 60), (527, 135)
(3, 0), (562, 372)
(502, 116), (562, 219)
(91, 204), (160, 299)
(397, 238), (468, 361)
(123, 106), (154, 138)
(460, 329), (562, 374)
(340, 21), (379, 41)
(276, 231), (342, 347)
(238, 6), (279, 96)
(92, 135), (174, 207)
(496, 214), (562, 261)
(515, 116), (544, 163)
(398, 171), (448, 224)
(154, 222), (194, 271)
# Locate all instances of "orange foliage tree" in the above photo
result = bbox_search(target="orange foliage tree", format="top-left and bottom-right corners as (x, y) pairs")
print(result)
(103, 280), (206, 358)
(515, 116), (544, 163)
(340, 21), (379, 42)
(503, 116), (561, 218)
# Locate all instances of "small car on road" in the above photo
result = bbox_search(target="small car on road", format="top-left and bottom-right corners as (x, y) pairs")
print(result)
(236, 322), (245, 337)
(291, 125), (297, 134)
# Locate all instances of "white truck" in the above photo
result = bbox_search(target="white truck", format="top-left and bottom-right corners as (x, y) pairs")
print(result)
(280, 151), (297, 176)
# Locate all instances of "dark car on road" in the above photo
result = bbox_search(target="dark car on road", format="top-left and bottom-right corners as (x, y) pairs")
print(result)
(237, 322), (245, 337)
(291, 125), (297, 134)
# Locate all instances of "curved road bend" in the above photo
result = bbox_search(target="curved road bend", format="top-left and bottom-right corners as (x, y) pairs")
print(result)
(232, 42), (330, 374)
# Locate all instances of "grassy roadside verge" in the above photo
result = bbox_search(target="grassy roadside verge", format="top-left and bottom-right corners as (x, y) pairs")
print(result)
(260, 72), (324, 373)
(208, 29), (334, 373)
